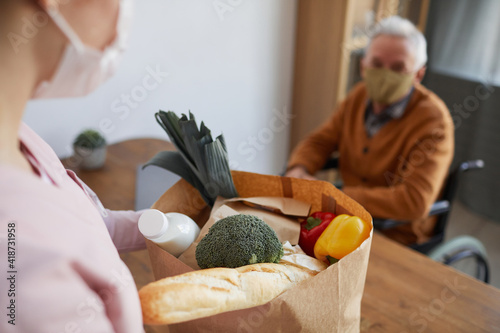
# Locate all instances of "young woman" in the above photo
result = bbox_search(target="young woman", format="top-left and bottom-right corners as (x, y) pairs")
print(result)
(1, 1), (147, 331)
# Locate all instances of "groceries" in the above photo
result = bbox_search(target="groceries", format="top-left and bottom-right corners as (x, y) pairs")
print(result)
(138, 209), (200, 257)
(139, 262), (317, 325)
(143, 111), (238, 206)
(140, 111), (372, 330)
(299, 211), (371, 264)
(141, 172), (371, 333)
(299, 211), (336, 257)
(139, 207), (369, 324)
(195, 214), (284, 269)
(314, 214), (371, 264)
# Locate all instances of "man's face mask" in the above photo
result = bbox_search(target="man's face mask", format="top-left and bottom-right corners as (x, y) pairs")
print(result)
(32, 0), (133, 99)
(364, 67), (414, 105)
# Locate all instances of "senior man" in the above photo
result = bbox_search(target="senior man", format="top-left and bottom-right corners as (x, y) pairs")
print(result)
(286, 16), (454, 246)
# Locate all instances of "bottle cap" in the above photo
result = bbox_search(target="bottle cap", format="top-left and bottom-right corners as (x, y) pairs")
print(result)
(138, 209), (169, 239)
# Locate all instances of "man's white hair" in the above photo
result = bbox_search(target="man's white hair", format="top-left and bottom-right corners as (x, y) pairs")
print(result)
(367, 16), (427, 71)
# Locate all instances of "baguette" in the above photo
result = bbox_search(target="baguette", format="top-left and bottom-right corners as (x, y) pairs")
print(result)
(139, 263), (317, 325)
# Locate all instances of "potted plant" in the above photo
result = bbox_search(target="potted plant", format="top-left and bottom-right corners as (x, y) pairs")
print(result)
(73, 129), (107, 170)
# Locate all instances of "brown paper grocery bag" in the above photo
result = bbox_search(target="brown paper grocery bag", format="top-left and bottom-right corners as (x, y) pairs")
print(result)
(144, 171), (373, 333)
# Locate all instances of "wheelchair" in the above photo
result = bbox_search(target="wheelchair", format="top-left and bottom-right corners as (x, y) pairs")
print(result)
(319, 158), (490, 283)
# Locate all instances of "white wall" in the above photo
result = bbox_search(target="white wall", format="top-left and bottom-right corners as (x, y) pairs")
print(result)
(23, 0), (297, 175)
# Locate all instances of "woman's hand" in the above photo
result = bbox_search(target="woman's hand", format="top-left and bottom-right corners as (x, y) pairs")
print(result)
(285, 165), (317, 180)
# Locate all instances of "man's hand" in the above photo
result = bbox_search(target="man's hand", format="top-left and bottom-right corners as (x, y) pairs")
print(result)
(284, 165), (317, 180)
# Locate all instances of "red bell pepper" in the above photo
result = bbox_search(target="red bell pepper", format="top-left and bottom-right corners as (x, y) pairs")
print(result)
(299, 211), (336, 257)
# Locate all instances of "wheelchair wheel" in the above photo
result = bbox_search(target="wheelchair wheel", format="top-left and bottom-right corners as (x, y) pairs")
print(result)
(428, 235), (489, 283)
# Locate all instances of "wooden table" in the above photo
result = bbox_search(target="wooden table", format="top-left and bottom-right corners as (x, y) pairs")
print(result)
(63, 139), (500, 333)
(362, 234), (500, 332)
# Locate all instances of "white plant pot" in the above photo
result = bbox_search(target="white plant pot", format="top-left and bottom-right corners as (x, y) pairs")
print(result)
(73, 145), (107, 170)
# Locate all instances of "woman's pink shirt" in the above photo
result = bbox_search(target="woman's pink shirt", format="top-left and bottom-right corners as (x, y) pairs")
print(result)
(0, 123), (147, 332)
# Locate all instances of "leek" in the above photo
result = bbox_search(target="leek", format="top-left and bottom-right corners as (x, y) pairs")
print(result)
(143, 110), (238, 206)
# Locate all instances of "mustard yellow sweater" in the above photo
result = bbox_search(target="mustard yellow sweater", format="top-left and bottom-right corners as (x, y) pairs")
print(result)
(288, 82), (454, 244)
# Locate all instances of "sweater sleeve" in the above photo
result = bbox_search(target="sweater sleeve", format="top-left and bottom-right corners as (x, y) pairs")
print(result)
(103, 209), (147, 253)
(343, 115), (454, 221)
(287, 100), (347, 175)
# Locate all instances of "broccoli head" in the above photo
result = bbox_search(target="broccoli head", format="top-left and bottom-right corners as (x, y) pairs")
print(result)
(195, 214), (284, 269)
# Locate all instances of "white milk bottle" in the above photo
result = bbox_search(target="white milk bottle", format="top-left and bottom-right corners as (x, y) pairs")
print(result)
(138, 209), (200, 257)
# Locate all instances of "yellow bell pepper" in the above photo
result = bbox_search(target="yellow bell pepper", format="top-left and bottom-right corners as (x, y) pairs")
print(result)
(314, 214), (371, 264)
